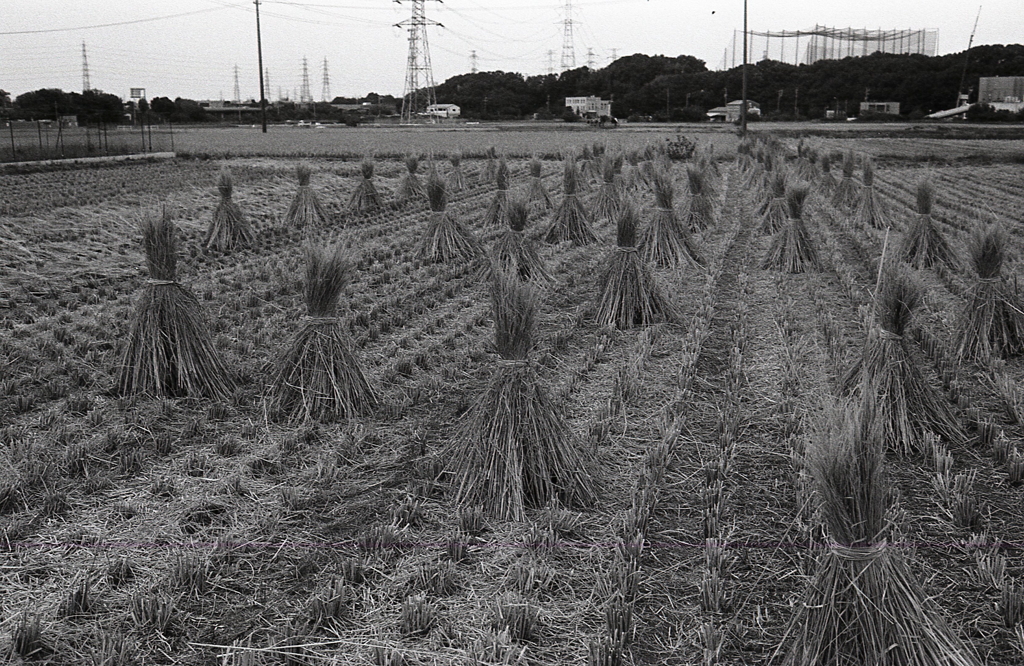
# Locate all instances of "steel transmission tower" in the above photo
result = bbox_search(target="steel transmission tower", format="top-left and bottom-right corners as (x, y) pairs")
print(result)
(396, 0), (442, 124)
(300, 57), (312, 104)
(586, 47), (595, 68)
(81, 42), (92, 93)
(321, 58), (331, 102)
(233, 65), (241, 103)
(547, 50), (555, 75)
(470, 50), (478, 74)
(560, 1), (576, 71)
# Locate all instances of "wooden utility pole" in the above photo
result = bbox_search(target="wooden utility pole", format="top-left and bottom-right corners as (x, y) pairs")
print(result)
(255, 0), (268, 133)
(741, 0), (748, 136)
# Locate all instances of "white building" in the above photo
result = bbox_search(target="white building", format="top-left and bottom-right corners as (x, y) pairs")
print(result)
(565, 96), (612, 119)
(426, 103), (460, 118)
(707, 100), (760, 123)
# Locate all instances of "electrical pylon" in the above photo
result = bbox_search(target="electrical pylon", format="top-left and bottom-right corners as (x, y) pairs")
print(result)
(396, 0), (442, 124)
(470, 50), (478, 74)
(233, 65), (241, 103)
(560, 0), (576, 71)
(81, 42), (92, 93)
(300, 57), (312, 104)
(586, 47), (595, 68)
(321, 58), (331, 102)
(547, 50), (555, 75)
(265, 68), (271, 99)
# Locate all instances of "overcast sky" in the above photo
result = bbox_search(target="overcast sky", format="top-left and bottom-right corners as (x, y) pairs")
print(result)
(1, 1), (1020, 102)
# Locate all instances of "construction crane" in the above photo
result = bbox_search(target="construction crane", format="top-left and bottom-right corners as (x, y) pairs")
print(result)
(955, 6), (982, 109)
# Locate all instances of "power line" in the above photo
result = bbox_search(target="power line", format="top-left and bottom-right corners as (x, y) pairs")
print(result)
(0, 7), (230, 36)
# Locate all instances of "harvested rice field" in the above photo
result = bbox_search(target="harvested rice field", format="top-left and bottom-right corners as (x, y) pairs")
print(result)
(1, 131), (1023, 665)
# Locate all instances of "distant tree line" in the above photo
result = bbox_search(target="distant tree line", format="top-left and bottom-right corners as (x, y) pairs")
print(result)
(434, 44), (1024, 121)
(3, 44), (1022, 125)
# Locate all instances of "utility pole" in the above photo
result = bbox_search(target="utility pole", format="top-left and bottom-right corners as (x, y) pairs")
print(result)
(255, 0), (267, 132)
(560, 1), (576, 71)
(396, 0), (442, 124)
(81, 42), (92, 93)
(470, 50), (479, 74)
(740, 0), (748, 137)
(233, 65), (241, 104)
(321, 57), (331, 102)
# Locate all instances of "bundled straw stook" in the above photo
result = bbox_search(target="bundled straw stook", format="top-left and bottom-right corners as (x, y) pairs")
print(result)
(593, 154), (623, 223)
(205, 168), (255, 251)
(447, 274), (597, 521)
(818, 153), (838, 195)
(489, 196), (551, 283)
(760, 169), (789, 235)
(684, 165), (716, 232)
(777, 400), (980, 666)
(479, 146), (498, 184)
(842, 265), (961, 453)
(638, 166), (703, 269)
(831, 150), (860, 209)
(544, 157), (598, 246)
(118, 212), (234, 399)
(762, 183), (821, 274)
(483, 157), (511, 226)
(596, 199), (678, 329)
(899, 179), (957, 270)
(955, 224), (1024, 362)
(269, 244), (376, 422)
(348, 157), (383, 214)
(284, 164), (330, 228)
(854, 159), (892, 230)
(446, 151), (466, 193)
(417, 169), (480, 264)
(526, 156), (552, 210)
(396, 154), (426, 204)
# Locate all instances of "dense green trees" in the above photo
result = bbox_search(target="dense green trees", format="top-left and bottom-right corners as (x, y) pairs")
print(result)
(433, 44), (1024, 120)
(14, 88), (124, 124)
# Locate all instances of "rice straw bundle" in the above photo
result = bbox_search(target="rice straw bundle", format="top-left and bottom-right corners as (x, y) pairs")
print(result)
(593, 154), (623, 223)
(854, 159), (892, 229)
(446, 151), (466, 193)
(596, 199), (678, 329)
(205, 168), (255, 251)
(269, 244), (376, 422)
(479, 146), (498, 184)
(526, 156), (552, 210)
(638, 167), (703, 269)
(447, 274), (596, 520)
(760, 169), (789, 235)
(284, 164), (329, 228)
(118, 212), (234, 399)
(348, 157), (382, 214)
(762, 184), (821, 273)
(954, 224), (1024, 362)
(489, 196), (551, 283)
(544, 157), (597, 246)
(831, 150), (860, 209)
(396, 154), (426, 204)
(818, 153), (838, 195)
(580, 144), (596, 186)
(417, 169), (480, 263)
(684, 165), (716, 232)
(623, 150), (642, 190)
(777, 400), (980, 666)
(483, 157), (511, 226)
(842, 265), (961, 453)
(899, 179), (956, 270)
